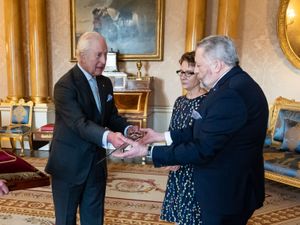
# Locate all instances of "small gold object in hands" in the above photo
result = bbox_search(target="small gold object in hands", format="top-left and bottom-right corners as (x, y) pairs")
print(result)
(96, 130), (144, 164)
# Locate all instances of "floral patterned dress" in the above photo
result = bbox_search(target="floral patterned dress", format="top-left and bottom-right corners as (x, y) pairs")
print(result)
(160, 94), (205, 225)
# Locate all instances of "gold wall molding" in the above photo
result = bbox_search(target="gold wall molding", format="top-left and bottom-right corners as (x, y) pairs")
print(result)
(217, 0), (240, 39)
(28, 0), (49, 103)
(183, 0), (206, 95)
(4, 0), (25, 102)
(185, 0), (207, 52)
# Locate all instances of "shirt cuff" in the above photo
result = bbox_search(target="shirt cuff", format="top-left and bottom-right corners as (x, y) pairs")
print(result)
(147, 145), (154, 158)
(164, 131), (173, 145)
(102, 130), (110, 148)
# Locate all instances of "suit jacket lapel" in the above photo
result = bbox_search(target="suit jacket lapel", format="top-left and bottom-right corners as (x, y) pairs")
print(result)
(73, 65), (100, 116)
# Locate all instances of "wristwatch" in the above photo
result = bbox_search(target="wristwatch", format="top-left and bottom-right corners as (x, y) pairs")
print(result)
(147, 145), (153, 158)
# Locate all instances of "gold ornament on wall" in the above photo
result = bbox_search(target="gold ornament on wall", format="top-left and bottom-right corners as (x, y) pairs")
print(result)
(136, 60), (143, 80)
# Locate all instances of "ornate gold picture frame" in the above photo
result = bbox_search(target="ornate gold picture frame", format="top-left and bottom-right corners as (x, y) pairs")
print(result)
(268, 96), (300, 146)
(70, 0), (164, 61)
(278, 0), (300, 68)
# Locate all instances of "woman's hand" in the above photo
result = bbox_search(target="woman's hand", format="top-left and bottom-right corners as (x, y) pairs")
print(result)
(0, 180), (9, 196)
(163, 166), (180, 172)
(139, 128), (165, 145)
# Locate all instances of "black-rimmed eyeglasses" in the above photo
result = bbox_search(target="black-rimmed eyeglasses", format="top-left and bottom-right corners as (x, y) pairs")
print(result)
(176, 70), (195, 78)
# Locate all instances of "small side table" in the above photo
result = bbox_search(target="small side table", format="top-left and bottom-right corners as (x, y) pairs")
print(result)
(113, 77), (153, 128)
(32, 128), (53, 150)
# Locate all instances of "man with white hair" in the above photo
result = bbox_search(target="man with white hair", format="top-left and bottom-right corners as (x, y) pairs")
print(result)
(46, 32), (132, 225)
(115, 35), (269, 225)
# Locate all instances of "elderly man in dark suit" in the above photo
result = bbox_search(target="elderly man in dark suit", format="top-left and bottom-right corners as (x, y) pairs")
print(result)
(114, 35), (269, 225)
(45, 32), (132, 225)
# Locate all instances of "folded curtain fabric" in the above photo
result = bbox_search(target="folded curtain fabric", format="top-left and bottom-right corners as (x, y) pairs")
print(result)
(0, 150), (50, 191)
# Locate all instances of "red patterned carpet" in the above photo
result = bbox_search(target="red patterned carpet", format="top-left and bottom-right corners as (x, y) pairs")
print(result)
(249, 181), (300, 225)
(0, 157), (299, 225)
(0, 157), (171, 225)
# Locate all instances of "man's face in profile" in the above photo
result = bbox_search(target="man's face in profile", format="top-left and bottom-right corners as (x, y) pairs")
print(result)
(195, 48), (214, 88)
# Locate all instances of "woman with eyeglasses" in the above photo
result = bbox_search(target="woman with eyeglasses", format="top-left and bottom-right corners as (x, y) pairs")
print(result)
(160, 51), (207, 225)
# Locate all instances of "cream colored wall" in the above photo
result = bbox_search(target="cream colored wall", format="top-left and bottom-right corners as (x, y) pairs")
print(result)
(0, 0), (186, 108)
(238, 0), (300, 102)
(1, 0), (300, 130)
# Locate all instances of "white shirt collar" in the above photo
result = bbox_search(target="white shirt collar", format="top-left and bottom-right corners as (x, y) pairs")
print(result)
(211, 66), (233, 89)
(77, 63), (93, 81)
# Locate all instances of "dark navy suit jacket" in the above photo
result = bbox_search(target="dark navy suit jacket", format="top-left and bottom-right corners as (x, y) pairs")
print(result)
(152, 66), (269, 215)
(45, 65), (128, 184)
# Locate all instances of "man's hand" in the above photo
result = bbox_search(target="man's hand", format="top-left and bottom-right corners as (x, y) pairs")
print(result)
(139, 128), (165, 145)
(0, 180), (9, 196)
(112, 138), (148, 158)
(107, 132), (129, 148)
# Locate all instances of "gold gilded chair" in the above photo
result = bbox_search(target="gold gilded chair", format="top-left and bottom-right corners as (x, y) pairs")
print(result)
(0, 99), (33, 156)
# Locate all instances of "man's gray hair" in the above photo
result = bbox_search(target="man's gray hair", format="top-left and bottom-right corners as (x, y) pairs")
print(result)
(76, 32), (103, 58)
(197, 35), (239, 67)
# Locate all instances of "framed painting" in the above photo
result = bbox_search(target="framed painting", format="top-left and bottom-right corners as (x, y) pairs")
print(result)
(70, 0), (164, 61)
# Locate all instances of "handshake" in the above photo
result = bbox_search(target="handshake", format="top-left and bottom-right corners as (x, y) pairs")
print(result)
(114, 127), (146, 152)
(102, 126), (166, 162)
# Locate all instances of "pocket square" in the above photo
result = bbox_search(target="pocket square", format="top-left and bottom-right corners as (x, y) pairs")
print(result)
(192, 109), (202, 120)
(106, 94), (113, 102)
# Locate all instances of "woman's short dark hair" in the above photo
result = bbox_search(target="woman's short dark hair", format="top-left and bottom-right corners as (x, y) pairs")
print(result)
(179, 51), (195, 66)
